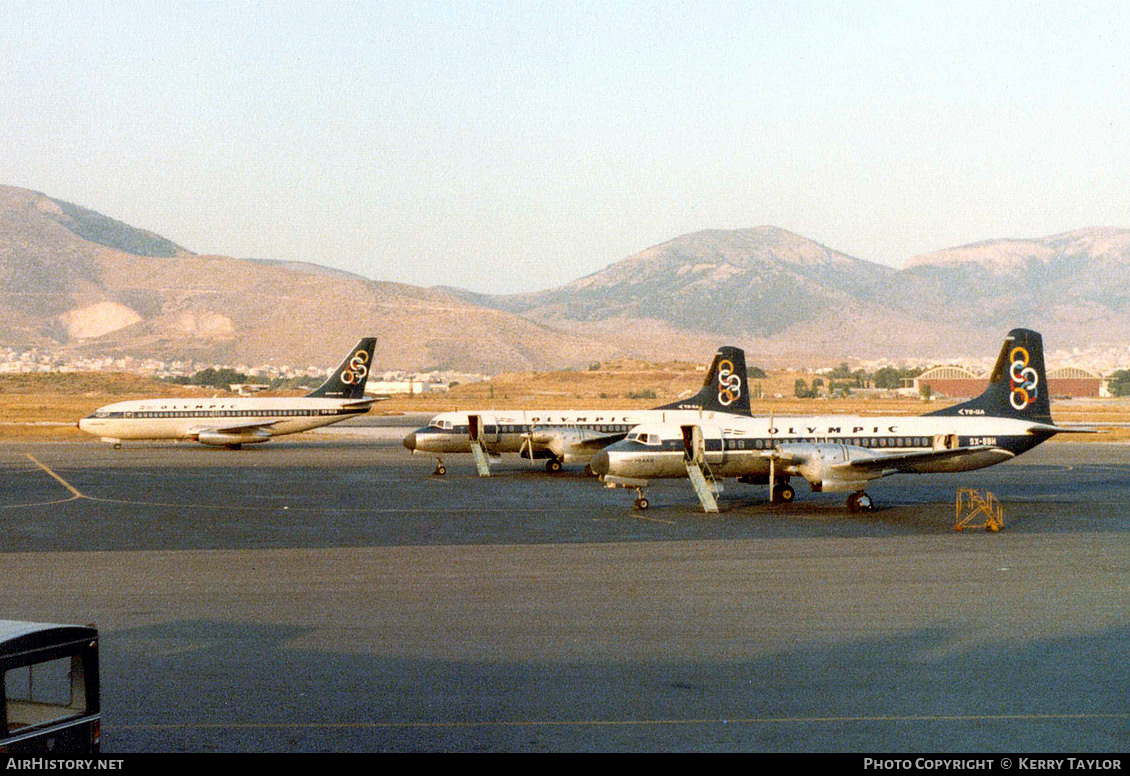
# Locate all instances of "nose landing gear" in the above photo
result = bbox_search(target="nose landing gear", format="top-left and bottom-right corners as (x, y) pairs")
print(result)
(633, 487), (649, 510)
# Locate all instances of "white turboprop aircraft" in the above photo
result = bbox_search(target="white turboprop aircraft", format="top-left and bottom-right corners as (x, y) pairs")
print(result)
(591, 329), (1091, 511)
(78, 338), (378, 448)
(402, 346), (753, 475)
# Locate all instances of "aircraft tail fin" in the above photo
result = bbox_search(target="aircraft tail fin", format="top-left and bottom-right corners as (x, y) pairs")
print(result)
(655, 346), (752, 415)
(306, 337), (377, 400)
(927, 328), (1052, 423)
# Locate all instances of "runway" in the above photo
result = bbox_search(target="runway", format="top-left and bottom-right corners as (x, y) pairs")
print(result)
(1, 425), (1127, 752)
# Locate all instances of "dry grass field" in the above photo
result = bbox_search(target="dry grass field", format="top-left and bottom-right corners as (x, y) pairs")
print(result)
(3, 364), (1129, 442)
(0, 373), (224, 441)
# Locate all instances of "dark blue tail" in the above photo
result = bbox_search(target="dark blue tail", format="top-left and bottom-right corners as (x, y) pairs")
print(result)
(928, 329), (1052, 423)
(306, 338), (377, 400)
(655, 346), (752, 415)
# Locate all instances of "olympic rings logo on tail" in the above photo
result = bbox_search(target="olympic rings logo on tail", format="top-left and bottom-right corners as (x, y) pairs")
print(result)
(339, 349), (371, 385)
(716, 358), (742, 407)
(1008, 346), (1039, 411)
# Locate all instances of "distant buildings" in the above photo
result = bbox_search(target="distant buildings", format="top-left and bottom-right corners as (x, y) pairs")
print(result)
(0, 346), (1116, 399)
(914, 365), (1106, 399)
(0, 348), (484, 393)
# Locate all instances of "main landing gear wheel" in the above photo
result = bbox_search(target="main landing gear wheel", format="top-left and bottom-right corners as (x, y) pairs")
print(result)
(847, 491), (874, 513)
(545, 458), (563, 473)
(433, 459), (447, 476)
(771, 482), (795, 504)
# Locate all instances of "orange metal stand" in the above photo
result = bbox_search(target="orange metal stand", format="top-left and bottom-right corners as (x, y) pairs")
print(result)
(955, 488), (1003, 532)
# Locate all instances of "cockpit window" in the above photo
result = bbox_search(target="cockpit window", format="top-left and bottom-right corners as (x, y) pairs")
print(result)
(628, 431), (660, 446)
(429, 420), (454, 430)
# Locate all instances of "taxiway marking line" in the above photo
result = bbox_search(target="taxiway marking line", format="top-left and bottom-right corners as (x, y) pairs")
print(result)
(116, 712), (1130, 731)
(25, 454), (85, 499)
(632, 512), (676, 525)
(10, 459), (603, 514)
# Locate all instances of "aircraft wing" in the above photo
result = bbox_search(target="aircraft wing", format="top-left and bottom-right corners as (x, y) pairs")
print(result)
(829, 445), (1004, 475)
(528, 425), (628, 461)
(189, 418), (283, 435)
(764, 443), (1011, 480)
(189, 397), (380, 437)
(843, 420), (1098, 473)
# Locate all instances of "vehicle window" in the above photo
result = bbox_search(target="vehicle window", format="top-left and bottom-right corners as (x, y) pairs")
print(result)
(4, 655), (87, 734)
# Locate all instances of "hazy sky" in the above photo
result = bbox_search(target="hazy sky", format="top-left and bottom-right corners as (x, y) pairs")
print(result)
(3, 1), (1129, 293)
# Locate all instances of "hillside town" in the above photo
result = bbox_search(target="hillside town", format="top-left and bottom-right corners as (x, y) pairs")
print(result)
(0, 346), (486, 395)
(3, 343), (1129, 399)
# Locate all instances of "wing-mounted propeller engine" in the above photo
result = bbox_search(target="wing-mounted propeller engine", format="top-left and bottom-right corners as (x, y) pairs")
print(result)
(764, 442), (882, 512)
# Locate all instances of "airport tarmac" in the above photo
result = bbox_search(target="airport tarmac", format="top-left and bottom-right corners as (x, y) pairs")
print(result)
(1, 423), (1127, 752)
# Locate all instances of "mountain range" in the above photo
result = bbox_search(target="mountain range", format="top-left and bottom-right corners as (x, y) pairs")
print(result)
(2, 183), (1128, 372)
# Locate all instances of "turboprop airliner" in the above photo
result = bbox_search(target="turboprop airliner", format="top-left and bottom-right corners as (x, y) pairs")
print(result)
(78, 338), (378, 448)
(591, 329), (1090, 512)
(402, 346), (753, 475)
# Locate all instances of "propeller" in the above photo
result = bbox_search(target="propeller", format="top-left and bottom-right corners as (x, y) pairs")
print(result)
(519, 431), (535, 467)
(519, 411), (535, 468)
(768, 410), (775, 501)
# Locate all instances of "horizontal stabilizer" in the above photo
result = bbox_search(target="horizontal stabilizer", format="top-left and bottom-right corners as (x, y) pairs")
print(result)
(341, 397), (381, 409)
(1026, 422), (1101, 434)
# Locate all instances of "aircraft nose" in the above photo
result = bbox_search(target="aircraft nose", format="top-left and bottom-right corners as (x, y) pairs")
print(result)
(590, 449), (610, 477)
(402, 431), (417, 451)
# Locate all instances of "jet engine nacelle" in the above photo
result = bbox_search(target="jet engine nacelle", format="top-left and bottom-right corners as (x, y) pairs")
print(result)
(774, 442), (883, 493)
(195, 430), (272, 447)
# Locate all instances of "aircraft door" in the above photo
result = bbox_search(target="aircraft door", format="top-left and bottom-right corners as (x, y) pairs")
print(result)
(467, 415), (499, 445)
(933, 433), (959, 450)
(681, 424), (724, 465)
(680, 425), (698, 463)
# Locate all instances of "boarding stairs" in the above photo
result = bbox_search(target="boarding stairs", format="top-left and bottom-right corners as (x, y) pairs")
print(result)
(681, 425), (722, 513)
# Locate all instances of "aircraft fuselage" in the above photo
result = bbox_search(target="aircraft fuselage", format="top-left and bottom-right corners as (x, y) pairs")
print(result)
(79, 397), (372, 443)
(591, 413), (1054, 481)
(404, 409), (741, 462)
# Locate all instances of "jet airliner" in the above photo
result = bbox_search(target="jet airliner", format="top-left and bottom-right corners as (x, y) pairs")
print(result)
(403, 346), (753, 474)
(78, 337), (378, 448)
(591, 329), (1090, 511)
